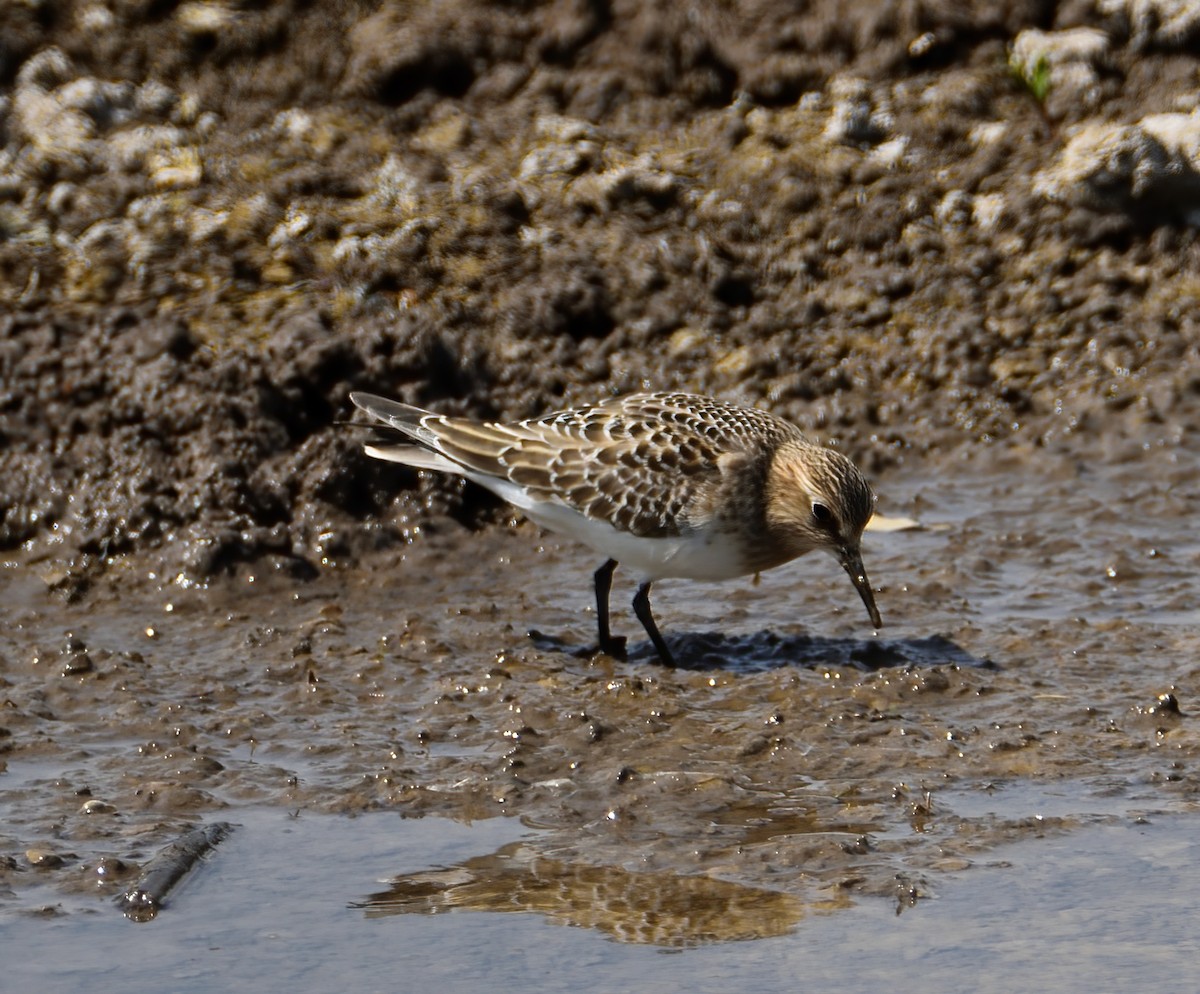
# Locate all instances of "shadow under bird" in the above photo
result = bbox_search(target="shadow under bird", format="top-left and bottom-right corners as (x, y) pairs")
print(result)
(350, 391), (882, 667)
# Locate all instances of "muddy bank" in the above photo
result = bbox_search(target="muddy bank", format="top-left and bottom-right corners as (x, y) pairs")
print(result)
(1, 0), (1199, 586)
(2, 449), (1197, 918)
(1, 0), (1199, 926)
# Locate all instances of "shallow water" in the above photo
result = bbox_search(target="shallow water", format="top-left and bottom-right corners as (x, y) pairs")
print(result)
(1, 432), (1198, 987)
(2, 805), (1196, 994)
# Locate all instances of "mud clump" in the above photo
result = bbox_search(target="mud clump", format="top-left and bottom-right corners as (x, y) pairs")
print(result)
(1, 0), (1197, 583)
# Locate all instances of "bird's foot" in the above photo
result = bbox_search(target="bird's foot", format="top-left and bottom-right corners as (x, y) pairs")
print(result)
(527, 629), (626, 661)
(596, 635), (628, 660)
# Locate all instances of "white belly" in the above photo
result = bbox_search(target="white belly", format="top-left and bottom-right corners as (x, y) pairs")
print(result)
(439, 467), (752, 582)
(519, 497), (749, 582)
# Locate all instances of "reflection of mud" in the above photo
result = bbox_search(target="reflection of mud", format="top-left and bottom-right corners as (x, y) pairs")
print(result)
(356, 840), (829, 946)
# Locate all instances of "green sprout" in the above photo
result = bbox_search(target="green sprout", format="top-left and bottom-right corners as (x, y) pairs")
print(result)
(1010, 51), (1052, 104)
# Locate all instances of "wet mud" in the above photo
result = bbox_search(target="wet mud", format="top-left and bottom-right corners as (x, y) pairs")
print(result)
(0, 0), (1199, 958)
(2, 439), (1197, 930)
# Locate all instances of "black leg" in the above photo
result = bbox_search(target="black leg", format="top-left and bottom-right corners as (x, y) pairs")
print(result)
(632, 581), (676, 667)
(593, 559), (626, 657)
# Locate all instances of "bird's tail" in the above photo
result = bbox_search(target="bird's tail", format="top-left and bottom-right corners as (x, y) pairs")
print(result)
(349, 392), (464, 472)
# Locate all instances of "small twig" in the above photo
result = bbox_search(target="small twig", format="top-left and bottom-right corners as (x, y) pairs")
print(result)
(119, 822), (234, 922)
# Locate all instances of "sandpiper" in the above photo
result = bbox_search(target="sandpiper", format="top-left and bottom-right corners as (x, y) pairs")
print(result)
(350, 391), (881, 666)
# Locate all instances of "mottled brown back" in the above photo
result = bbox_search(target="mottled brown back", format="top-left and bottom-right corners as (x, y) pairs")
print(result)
(405, 393), (808, 539)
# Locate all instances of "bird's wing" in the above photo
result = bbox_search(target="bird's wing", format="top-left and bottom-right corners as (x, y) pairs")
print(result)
(352, 392), (741, 537)
(350, 391), (793, 538)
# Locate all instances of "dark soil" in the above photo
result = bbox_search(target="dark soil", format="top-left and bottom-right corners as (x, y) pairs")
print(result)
(1, 0), (1198, 930)
(2, 0), (1197, 588)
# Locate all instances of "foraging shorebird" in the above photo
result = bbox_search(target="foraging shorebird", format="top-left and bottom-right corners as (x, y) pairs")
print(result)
(351, 391), (881, 666)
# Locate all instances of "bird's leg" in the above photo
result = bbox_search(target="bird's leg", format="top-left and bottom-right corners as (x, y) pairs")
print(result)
(632, 581), (677, 667)
(593, 559), (626, 657)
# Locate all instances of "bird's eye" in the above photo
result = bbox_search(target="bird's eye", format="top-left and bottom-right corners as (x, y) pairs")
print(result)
(812, 502), (834, 526)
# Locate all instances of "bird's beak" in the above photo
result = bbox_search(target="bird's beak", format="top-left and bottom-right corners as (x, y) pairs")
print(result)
(839, 545), (882, 629)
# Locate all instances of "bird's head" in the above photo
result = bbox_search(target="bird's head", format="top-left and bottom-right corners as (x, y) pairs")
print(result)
(765, 440), (882, 629)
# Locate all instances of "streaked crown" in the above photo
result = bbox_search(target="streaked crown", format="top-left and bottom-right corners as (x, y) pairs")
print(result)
(764, 440), (876, 559)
